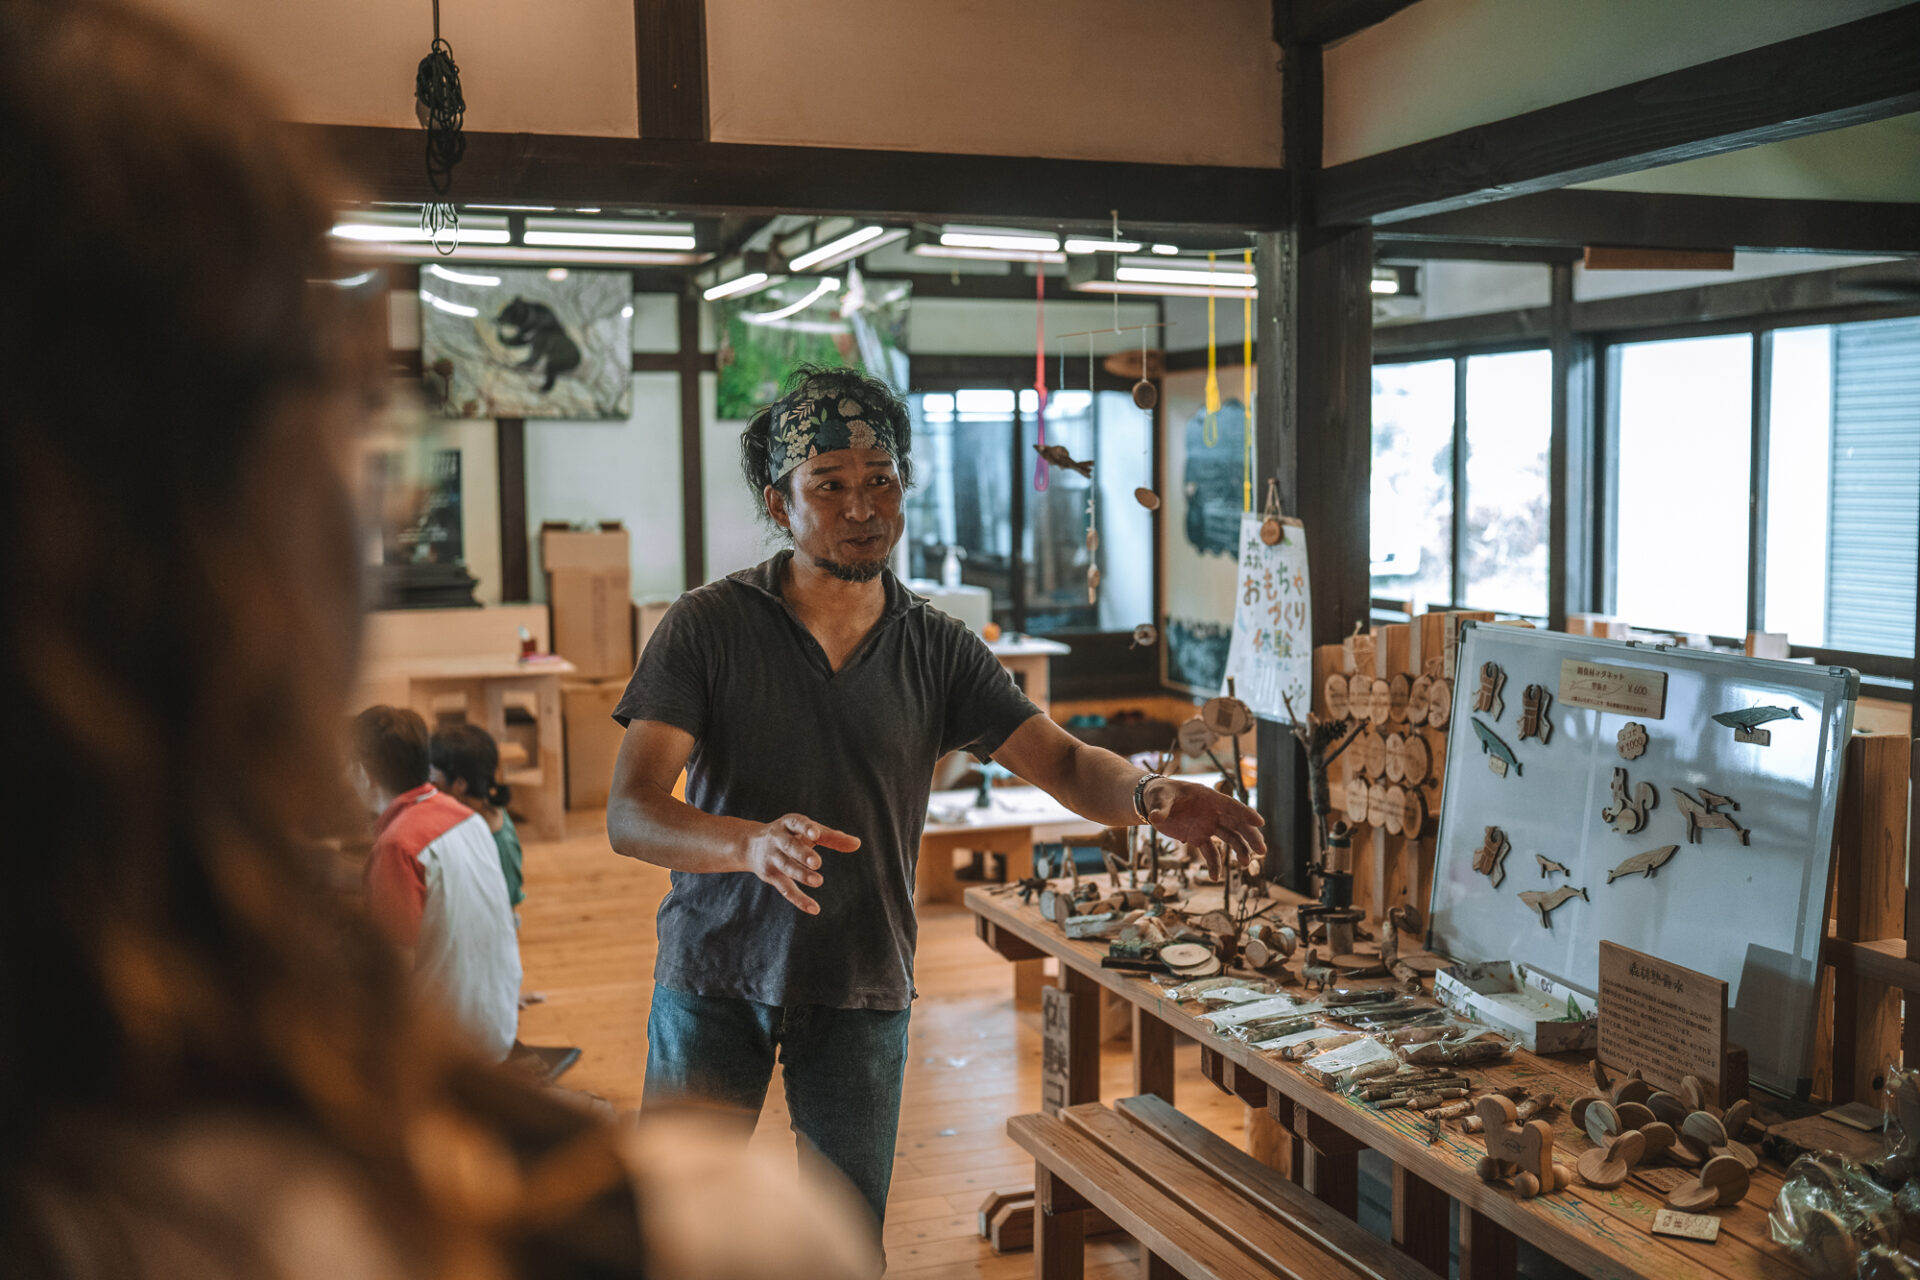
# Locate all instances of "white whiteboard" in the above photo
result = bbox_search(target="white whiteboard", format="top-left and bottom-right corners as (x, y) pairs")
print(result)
(1426, 623), (1857, 1095)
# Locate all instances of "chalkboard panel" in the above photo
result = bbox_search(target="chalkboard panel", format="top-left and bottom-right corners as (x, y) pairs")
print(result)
(1427, 623), (1856, 1095)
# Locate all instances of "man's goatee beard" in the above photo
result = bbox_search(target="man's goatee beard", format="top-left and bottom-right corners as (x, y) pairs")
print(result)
(819, 556), (886, 583)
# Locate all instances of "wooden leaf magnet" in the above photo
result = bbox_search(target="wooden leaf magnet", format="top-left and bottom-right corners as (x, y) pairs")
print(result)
(1345, 776), (1370, 825)
(1323, 674), (1351, 721)
(1427, 679), (1452, 728)
(1407, 674), (1434, 726)
(1617, 721), (1649, 760)
(1475, 1094), (1563, 1198)
(1576, 1128), (1645, 1190)
(1672, 787), (1750, 845)
(1474, 662), (1507, 720)
(1384, 732), (1408, 782)
(1389, 673), (1411, 723)
(1470, 717), (1521, 777)
(1600, 767), (1657, 834)
(1536, 854), (1569, 879)
(1473, 826), (1512, 889)
(1368, 678), (1392, 726)
(1518, 885), (1587, 928)
(1607, 844), (1679, 883)
(1711, 704), (1801, 747)
(1398, 787), (1428, 837)
(1400, 734), (1431, 786)
(1518, 684), (1553, 744)
(1667, 1154), (1749, 1211)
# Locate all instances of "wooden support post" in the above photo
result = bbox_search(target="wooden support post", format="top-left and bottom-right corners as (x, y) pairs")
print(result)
(1293, 1104), (1363, 1217)
(1245, 1104), (1295, 1181)
(1062, 965), (1102, 1107)
(1197, 1043), (1232, 1096)
(1392, 1165), (1451, 1275)
(1266, 1090), (1309, 1185)
(1033, 1167), (1086, 1280)
(1132, 1008), (1176, 1102)
(1459, 1204), (1517, 1280)
(1830, 733), (1909, 1105)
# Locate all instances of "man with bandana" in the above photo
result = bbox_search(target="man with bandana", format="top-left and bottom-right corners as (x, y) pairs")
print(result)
(606, 364), (1264, 1234)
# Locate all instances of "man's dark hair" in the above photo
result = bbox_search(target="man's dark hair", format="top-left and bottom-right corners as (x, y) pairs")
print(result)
(739, 363), (913, 516)
(353, 705), (432, 796)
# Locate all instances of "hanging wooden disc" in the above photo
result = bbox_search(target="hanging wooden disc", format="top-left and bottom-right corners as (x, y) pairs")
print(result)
(1399, 786), (1429, 836)
(1362, 729), (1388, 778)
(1407, 674), (1433, 725)
(1134, 487), (1161, 511)
(1427, 678), (1453, 728)
(1345, 775), (1371, 824)
(1400, 733), (1432, 786)
(1382, 785), (1406, 835)
(1388, 673), (1412, 723)
(1260, 518), (1283, 545)
(1201, 695), (1254, 738)
(1368, 679), (1392, 726)
(1323, 674), (1351, 720)
(1367, 780), (1390, 828)
(1258, 478), (1284, 545)
(1383, 732), (1407, 783)
(1177, 717), (1219, 758)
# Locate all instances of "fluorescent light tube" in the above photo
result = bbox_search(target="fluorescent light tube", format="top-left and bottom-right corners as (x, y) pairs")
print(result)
(1114, 264), (1256, 289)
(1370, 278), (1400, 295)
(787, 226), (902, 272)
(703, 271), (781, 301)
(426, 263), (502, 287)
(910, 243), (1066, 265)
(420, 290), (480, 318)
(330, 212), (512, 246)
(1075, 280), (1259, 299)
(1064, 238), (1143, 254)
(522, 217), (697, 250)
(744, 278), (840, 325)
(939, 227), (1060, 253)
(1150, 244), (1181, 255)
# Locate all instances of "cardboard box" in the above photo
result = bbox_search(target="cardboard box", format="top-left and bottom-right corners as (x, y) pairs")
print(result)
(635, 598), (673, 660)
(1434, 960), (1597, 1054)
(562, 677), (628, 811)
(542, 523), (632, 680)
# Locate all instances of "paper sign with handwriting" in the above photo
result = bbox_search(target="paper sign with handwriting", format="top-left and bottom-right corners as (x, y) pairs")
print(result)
(1598, 940), (1726, 1095)
(1559, 659), (1668, 719)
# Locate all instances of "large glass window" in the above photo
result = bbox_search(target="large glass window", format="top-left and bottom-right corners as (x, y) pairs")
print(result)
(1463, 350), (1550, 616)
(905, 390), (1015, 615)
(1611, 334), (1753, 637)
(1371, 359), (1454, 609)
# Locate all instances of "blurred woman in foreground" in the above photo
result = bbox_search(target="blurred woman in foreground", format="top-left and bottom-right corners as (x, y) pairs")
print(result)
(0, 2), (875, 1276)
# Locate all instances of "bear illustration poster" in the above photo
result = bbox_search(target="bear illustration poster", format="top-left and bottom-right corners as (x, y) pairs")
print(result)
(419, 264), (632, 419)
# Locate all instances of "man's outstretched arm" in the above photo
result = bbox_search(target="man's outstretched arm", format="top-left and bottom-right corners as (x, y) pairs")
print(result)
(606, 719), (858, 914)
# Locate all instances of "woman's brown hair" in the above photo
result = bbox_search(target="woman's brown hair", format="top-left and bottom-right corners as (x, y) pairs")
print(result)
(0, 2), (632, 1274)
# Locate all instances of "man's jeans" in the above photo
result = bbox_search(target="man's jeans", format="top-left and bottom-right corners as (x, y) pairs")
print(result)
(642, 985), (911, 1230)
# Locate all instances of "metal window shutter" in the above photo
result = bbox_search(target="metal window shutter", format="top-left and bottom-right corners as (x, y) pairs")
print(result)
(1827, 317), (1920, 657)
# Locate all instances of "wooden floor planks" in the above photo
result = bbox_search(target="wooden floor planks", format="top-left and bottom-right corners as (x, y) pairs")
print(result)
(513, 812), (1254, 1276)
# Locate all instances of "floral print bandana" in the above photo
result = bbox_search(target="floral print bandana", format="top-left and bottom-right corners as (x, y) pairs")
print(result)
(768, 386), (902, 483)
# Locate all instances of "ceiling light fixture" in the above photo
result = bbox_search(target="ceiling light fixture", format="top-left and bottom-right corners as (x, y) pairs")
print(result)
(334, 242), (705, 266)
(1063, 237), (1143, 255)
(703, 271), (779, 301)
(1114, 261), (1256, 289)
(426, 262), (502, 287)
(1150, 244), (1181, 255)
(420, 289), (480, 318)
(744, 277), (840, 325)
(522, 217), (698, 250)
(787, 225), (904, 272)
(330, 211), (511, 246)
(939, 226), (1061, 253)
(910, 243), (1066, 265)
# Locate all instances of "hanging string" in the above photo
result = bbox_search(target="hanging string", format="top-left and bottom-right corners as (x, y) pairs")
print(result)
(415, 0), (465, 254)
(1109, 209), (1121, 337)
(1087, 334), (1100, 605)
(1203, 251), (1221, 447)
(1243, 248), (1255, 512)
(1033, 267), (1051, 492)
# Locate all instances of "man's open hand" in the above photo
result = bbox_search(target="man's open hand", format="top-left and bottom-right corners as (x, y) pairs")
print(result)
(742, 814), (860, 914)
(1145, 779), (1265, 878)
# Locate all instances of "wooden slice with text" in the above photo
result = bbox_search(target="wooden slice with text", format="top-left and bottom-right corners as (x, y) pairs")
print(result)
(1399, 786), (1428, 836)
(1345, 775), (1371, 825)
(1427, 678), (1453, 729)
(1389, 672), (1411, 723)
(1363, 729), (1388, 779)
(1383, 785), (1407, 835)
(1368, 678), (1392, 726)
(1348, 672), (1373, 715)
(1407, 674), (1434, 726)
(1400, 733), (1432, 786)
(1367, 780), (1390, 827)
(1323, 674), (1351, 721)
(1384, 732), (1407, 782)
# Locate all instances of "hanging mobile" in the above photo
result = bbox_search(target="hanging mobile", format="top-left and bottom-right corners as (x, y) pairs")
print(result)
(1032, 269), (1051, 492)
(1132, 322), (1158, 410)
(1259, 478), (1287, 546)
(1086, 335), (1101, 606)
(414, 0), (466, 254)
(1202, 252), (1221, 447)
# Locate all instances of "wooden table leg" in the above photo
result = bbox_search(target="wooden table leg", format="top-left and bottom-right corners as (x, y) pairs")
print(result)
(1392, 1164), (1451, 1275)
(1266, 1092), (1307, 1184)
(527, 674), (565, 841)
(1034, 1167), (1085, 1280)
(1062, 964), (1102, 1107)
(1013, 958), (1048, 1009)
(1293, 1104), (1363, 1217)
(916, 832), (965, 905)
(1132, 1007), (1175, 1101)
(1459, 1204), (1517, 1280)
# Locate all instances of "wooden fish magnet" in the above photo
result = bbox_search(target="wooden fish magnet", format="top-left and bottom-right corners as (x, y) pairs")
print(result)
(1471, 718), (1521, 777)
(1711, 704), (1801, 746)
(1518, 885), (1586, 928)
(1474, 662), (1506, 720)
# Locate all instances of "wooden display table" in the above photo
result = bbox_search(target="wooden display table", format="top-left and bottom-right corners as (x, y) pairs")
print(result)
(988, 635), (1071, 714)
(356, 654), (575, 841)
(919, 785), (1103, 906)
(967, 881), (1864, 1280)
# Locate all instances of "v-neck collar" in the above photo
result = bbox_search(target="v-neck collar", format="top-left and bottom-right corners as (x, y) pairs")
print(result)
(727, 550), (924, 679)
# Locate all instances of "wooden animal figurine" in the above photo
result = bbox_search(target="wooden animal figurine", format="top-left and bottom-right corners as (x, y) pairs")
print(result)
(1301, 949), (1333, 992)
(1470, 718), (1521, 777)
(1711, 704), (1801, 746)
(1032, 443), (1094, 477)
(1474, 662), (1507, 720)
(1576, 1128), (1646, 1190)
(1536, 854), (1569, 879)
(1672, 787), (1750, 845)
(1518, 684), (1553, 744)
(1667, 1154), (1750, 1210)
(1616, 722), (1649, 760)
(1607, 844), (1679, 883)
(1474, 1094), (1564, 1198)
(1518, 885), (1587, 928)
(1601, 767), (1657, 834)
(1473, 826), (1512, 889)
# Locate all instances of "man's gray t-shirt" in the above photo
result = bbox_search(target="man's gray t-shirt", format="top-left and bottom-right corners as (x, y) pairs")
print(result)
(613, 552), (1040, 1011)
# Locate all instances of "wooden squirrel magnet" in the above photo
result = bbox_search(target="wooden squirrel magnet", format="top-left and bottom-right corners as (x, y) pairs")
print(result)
(1517, 684), (1552, 744)
(1600, 767), (1657, 834)
(1473, 662), (1506, 720)
(1474, 1095), (1564, 1199)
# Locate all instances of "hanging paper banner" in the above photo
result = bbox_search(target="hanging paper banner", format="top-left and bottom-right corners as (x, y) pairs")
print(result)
(1221, 512), (1312, 722)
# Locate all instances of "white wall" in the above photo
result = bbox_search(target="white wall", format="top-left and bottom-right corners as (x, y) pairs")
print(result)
(1324, 0), (1911, 165)
(912, 299), (1160, 357)
(705, 0), (1283, 166)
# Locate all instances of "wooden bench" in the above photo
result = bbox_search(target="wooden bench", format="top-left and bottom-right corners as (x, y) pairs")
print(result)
(1008, 1096), (1440, 1280)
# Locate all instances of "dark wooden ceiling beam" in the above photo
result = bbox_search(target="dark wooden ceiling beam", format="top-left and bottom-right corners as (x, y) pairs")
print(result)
(1375, 237), (1581, 263)
(301, 124), (1289, 232)
(635, 0), (708, 141)
(1273, 0), (1424, 47)
(1389, 189), (1920, 256)
(1317, 7), (1920, 227)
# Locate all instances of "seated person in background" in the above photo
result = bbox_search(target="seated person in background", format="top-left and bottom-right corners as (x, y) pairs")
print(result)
(430, 721), (526, 914)
(352, 706), (522, 1063)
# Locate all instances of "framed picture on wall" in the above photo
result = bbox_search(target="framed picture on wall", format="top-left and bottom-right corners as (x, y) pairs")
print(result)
(421, 264), (632, 420)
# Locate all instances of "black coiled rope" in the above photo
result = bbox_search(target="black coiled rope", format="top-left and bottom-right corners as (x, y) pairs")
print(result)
(415, 0), (464, 253)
